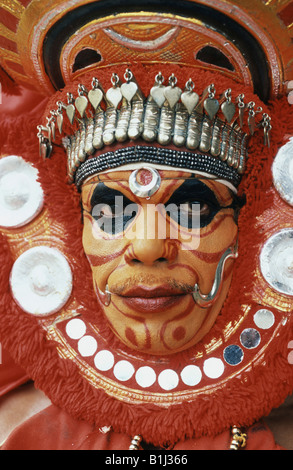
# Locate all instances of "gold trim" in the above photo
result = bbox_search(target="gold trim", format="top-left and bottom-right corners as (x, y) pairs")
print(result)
(252, 267), (293, 313)
(1, 69), (30, 83)
(0, 48), (21, 64)
(0, 24), (17, 43)
(1, 208), (54, 258)
(0, 0), (24, 19)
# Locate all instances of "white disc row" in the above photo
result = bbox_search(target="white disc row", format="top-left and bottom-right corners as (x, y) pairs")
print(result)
(64, 312), (275, 392)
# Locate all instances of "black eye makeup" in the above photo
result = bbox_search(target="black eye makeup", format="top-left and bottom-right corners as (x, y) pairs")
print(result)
(88, 183), (138, 234)
(165, 179), (227, 228)
(84, 178), (244, 235)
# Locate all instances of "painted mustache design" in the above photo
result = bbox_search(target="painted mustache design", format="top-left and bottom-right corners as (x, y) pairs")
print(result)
(103, 243), (238, 309)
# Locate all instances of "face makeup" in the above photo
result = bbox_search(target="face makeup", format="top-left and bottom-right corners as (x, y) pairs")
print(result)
(81, 168), (239, 355)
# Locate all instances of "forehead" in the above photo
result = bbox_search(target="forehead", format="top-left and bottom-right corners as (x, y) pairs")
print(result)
(81, 169), (233, 203)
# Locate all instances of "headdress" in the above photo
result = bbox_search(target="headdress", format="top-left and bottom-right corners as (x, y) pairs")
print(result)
(38, 67), (271, 189)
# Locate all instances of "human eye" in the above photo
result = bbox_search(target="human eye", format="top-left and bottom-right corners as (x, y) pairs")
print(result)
(91, 194), (138, 234)
(165, 178), (229, 229)
(166, 199), (218, 229)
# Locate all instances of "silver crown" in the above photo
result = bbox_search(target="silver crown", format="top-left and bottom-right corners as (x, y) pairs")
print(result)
(37, 69), (272, 183)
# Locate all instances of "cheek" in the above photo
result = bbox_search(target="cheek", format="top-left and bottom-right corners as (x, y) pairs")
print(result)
(184, 214), (238, 287)
(82, 216), (94, 254)
(200, 213), (238, 249)
(82, 216), (128, 288)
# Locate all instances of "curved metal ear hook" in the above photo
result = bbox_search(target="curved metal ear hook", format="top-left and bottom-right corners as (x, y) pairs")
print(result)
(192, 241), (238, 308)
(102, 242), (238, 309)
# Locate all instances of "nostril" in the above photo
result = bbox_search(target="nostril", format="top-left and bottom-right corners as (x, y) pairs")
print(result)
(129, 257), (167, 265)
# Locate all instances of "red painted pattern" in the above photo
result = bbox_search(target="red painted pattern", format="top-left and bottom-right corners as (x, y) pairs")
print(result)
(159, 296), (195, 350)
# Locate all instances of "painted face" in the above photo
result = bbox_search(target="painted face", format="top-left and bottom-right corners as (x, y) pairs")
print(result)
(81, 168), (239, 355)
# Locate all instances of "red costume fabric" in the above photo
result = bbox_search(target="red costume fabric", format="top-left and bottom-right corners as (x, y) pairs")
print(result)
(0, 348), (29, 398)
(1, 403), (283, 450)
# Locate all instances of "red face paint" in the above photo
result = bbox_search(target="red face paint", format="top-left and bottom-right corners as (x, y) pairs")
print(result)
(81, 169), (238, 355)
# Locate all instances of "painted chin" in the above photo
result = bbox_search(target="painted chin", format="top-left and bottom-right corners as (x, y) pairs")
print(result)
(92, 278), (228, 355)
(100, 293), (212, 355)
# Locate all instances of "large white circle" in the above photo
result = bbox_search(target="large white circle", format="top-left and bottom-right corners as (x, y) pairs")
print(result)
(135, 366), (156, 388)
(180, 365), (202, 386)
(203, 358), (225, 379)
(113, 360), (135, 382)
(66, 318), (86, 339)
(272, 137), (293, 206)
(94, 350), (115, 371)
(260, 229), (293, 296)
(0, 155), (44, 227)
(253, 309), (275, 330)
(158, 369), (179, 391)
(78, 335), (98, 357)
(10, 246), (73, 316)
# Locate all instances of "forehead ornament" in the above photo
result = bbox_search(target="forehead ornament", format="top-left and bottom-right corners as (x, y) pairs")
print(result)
(128, 166), (161, 198)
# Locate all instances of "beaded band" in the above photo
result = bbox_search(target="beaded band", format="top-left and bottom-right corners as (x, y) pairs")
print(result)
(75, 145), (241, 188)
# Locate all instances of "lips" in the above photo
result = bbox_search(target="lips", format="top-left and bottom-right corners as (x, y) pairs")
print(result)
(113, 284), (191, 313)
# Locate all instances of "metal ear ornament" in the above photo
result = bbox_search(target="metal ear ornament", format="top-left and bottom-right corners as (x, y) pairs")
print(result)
(192, 242), (238, 308)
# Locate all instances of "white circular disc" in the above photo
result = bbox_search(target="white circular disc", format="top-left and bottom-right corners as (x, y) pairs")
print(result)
(66, 319), (86, 339)
(0, 155), (44, 228)
(78, 335), (98, 357)
(253, 309), (275, 330)
(260, 229), (293, 296)
(113, 360), (135, 382)
(94, 350), (115, 371)
(272, 137), (293, 206)
(135, 366), (156, 388)
(158, 369), (179, 391)
(10, 246), (73, 316)
(203, 358), (225, 379)
(180, 365), (202, 386)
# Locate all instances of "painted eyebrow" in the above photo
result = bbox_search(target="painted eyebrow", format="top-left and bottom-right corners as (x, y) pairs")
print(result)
(166, 178), (221, 206)
(90, 182), (134, 207)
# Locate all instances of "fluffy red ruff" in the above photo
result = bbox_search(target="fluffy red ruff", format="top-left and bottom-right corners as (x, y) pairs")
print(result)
(1, 64), (293, 447)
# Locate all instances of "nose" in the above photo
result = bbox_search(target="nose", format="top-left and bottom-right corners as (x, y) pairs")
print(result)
(125, 204), (179, 265)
